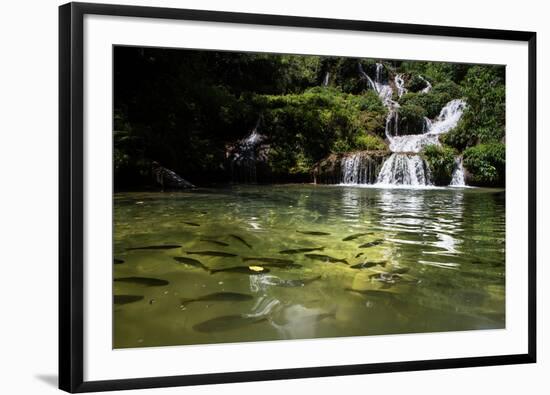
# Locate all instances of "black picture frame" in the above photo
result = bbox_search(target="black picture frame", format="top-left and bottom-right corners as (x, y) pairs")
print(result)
(59, 2), (537, 392)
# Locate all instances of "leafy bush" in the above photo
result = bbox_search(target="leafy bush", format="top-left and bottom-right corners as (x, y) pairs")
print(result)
(458, 66), (505, 144)
(397, 103), (427, 134)
(440, 120), (477, 151)
(463, 143), (505, 186)
(432, 81), (462, 98)
(353, 134), (388, 151)
(421, 145), (456, 185)
(399, 62), (471, 84)
(323, 58), (378, 94)
(399, 81), (461, 119)
(259, 87), (387, 175)
(406, 75), (429, 92)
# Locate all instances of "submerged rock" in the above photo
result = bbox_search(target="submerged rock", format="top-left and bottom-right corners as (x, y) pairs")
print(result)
(152, 161), (195, 189)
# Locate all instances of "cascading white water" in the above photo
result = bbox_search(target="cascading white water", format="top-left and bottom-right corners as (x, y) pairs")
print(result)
(229, 119), (265, 183)
(376, 154), (430, 186)
(357, 62), (377, 92)
(450, 156), (466, 186)
(422, 117), (432, 133)
(394, 74), (407, 98)
(340, 153), (379, 184)
(350, 63), (467, 187)
(426, 99), (466, 135)
(387, 99), (465, 154)
(389, 134), (440, 153)
(358, 62), (400, 138)
(419, 75), (432, 93)
(322, 72), (330, 87)
(377, 99), (467, 186)
(373, 64), (394, 105)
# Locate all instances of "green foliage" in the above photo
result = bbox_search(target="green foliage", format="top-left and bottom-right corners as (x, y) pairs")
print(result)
(440, 122), (476, 151)
(397, 103), (427, 134)
(353, 134), (387, 151)
(421, 145), (456, 186)
(463, 143), (505, 186)
(406, 75), (429, 92)
(399, 61), (471, 84)
(399, 81), (462, 119)
(259, 87), (387, 175)
(458, 66), (505, 145)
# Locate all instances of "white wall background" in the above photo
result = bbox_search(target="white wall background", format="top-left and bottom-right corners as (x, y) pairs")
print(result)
(0, 0), (547, 394)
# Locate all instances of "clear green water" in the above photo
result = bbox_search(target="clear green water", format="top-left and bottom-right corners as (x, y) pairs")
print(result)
(113, 184), (505, 348)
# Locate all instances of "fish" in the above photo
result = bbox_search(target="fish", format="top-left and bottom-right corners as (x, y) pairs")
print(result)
(296, 231), (331, 236)
(210, 266), (270, 275)
(304, 254), (348, 265)
(342, 232), (371, 241)
(280, 308), (337, 325)
(350, 261), (387, 270)
(345, 288), (394, 297)
(173, 257), (209, 271)
(180, 292), (253, 306)
(279, 247), (325, 254)
(355, 252), (365, 258)
(114, 258), (125, 264)
(277, 275), (322, 287)
(200, 239), (229, 247)
(193, 314), (268, 332)
(229, 234), (253, 249)
(114, 295), (144, 305)
(242, 257), (294, 265)
(114, 277), (169, 286)
(390, 267), (410, 275)
(186, 251), (238, 258)
(368, 272), (410, 283)
(126, 245), (181, 251)
(183, 222), (200, 227)
(262, 263), (303, 269)
(358, 239), (384, 248)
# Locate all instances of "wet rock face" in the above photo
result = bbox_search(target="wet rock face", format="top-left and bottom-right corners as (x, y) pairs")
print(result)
(152, 161), (195, 189)
(311, 151), (390, 185)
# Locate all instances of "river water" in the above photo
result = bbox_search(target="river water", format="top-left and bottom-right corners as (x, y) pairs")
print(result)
(113, 184), (505, 348)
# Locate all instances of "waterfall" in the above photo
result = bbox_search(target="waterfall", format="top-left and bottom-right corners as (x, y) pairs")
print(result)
(422, 117), (432, 133)
(340, 152), (379, 184)
(358, 62), (394, 106)
(341, 62), (467, 187)
(419, 75), (432, 93)
(357, 62), (377, 91)
(394, 74), (407, 98)
(377, 99), (467, 186)
(373, 63), (394, 106)
(389, 134), (440, 153)
(426, 99), (466, 135)
(322, 71), (330, 86)
(376, 154), (431, 186)
(229, 118), (265, 183)
(358, 62), (400, 138)
(450, 156), (466, 186)
(386, 99), (466, 154)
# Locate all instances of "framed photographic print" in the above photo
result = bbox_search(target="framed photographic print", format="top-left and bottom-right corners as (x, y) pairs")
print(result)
(59, 2), (537, 392)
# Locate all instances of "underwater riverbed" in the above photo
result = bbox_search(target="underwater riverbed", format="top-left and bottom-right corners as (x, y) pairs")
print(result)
(113, 184), (505, 348)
